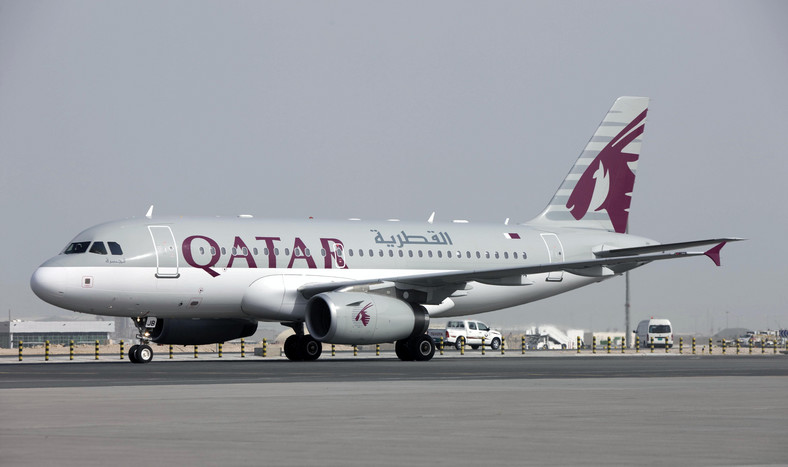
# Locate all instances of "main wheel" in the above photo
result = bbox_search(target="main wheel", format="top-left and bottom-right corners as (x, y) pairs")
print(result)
(136, 344), (153, 363)
(395, 340), (414, 361)
(454, 337), (465, 351)
(409, 335), (435, 361)
(128, 345), (140, 363)
(490, 338), (501, 350)
(301, 336), (322, 361)
(284, 335), (304, 361)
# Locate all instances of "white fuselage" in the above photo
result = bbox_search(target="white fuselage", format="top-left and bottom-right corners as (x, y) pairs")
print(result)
(31, 216), (653, 322)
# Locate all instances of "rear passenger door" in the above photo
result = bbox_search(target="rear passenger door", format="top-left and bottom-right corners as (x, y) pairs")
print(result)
(466, 321), (480, 344)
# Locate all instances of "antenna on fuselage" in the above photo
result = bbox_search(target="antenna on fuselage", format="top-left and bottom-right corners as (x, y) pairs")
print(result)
(427, 212), (435, 224)
(145, 205), (154, 219)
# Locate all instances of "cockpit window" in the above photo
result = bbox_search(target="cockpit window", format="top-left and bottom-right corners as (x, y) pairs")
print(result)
(64, 242), (91, 254)
(108, 242), (123, 255)
(89, 242), (108, 255)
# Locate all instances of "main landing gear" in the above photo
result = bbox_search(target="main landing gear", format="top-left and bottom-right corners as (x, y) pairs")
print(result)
(128, 317), (154, 364)
(282, 321), (322, 361)
(395, 334), (436, 361)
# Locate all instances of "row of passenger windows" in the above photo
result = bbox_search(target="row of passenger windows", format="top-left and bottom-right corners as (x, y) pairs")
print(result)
(63, 241), (124, 256)
(199, 246), (527, 261)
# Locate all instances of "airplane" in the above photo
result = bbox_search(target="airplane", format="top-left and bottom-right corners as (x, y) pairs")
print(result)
(30, 96), (741, 363)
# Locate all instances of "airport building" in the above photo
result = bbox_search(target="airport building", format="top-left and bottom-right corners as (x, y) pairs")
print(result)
(0, 320), (115, 348)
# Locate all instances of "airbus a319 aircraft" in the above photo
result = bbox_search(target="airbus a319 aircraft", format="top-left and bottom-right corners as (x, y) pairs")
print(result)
(31, 97), (740, 363)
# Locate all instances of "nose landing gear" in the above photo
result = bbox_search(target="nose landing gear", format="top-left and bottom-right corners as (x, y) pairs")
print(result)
(128, 317), (155, 364)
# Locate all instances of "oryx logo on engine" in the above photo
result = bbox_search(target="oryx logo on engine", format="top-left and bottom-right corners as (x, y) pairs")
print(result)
(354, 303), (372, 327)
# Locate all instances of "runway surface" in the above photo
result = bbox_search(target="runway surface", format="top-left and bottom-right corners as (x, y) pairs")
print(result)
(2, 355), (787, 388)
(2, 356), (787, 466)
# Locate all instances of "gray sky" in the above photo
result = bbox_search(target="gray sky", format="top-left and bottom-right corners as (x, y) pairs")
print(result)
(1, 1), (786, 334)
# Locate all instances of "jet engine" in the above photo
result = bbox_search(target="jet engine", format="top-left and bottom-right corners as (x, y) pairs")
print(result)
(305, 292), (429, 345)
(149, 318), (258, 345)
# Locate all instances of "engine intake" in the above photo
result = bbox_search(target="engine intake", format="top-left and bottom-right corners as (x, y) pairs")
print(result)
(150, 318), (258, 345)
(305, 292), (429, 345)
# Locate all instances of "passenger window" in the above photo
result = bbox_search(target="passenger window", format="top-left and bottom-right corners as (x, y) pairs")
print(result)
(447, 251), (452, 258)
(418, 250), (423, 258)
(485, 251), (490, 259)
(388, 250), (394, 257)
(398, 250), (404, 257)
(221, 247), (227, 256)
(437, 251), (442, 258)
(321, 249), (326, 257)
(466, 251), (471, 258)
(64, 242), (91, 254)
(495, 252), (500, 259)
(199, 247), (205, 255)
(264, 248), (269, 256)
(408, 250), (413, 258)
(274, 248), (280, 256)
(513, 252), (518, 259)
(379, 249), (384, 257)
(253, 248), (258, 255)
(305, 248), (310, 256)
(476, 251), (481, 259)
(285, 248), (290, 256)
(108, 242), (123, 255)
(89, 242), (108, 255)
(504, 252), (509, 259)
(368, 249), (374, 257)
(210, 247), (216, 256)
(232, 247), (238, 255)
(348, 249), (354, 257)
(522, 252), (528, 259)
(428, 250), (433, 258)
(359, 249), (364, 257)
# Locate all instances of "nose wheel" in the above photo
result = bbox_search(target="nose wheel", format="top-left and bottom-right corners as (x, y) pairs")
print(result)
(128, 318), (155, 364)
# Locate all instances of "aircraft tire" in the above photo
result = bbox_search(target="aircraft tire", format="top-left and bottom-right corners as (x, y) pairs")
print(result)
(284, 335), (304, 361)
(136, 344), (154, 363)
(128, 345), (140, 363)
(301, 336), (322, 361)
(395, 340), (414, 361)
(409, 334), (435, 362)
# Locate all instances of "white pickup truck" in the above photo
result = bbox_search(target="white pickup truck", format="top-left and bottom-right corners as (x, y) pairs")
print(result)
(428, 320), (503, 351)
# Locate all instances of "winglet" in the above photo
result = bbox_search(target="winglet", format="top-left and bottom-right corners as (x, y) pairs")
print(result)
(704, 242), (727, 267)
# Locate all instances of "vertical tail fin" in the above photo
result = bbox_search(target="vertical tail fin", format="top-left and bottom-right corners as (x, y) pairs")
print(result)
(528, 96), (649, 233)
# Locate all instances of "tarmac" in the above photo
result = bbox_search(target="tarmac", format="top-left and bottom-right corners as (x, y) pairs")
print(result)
(1, 353), (787, 466)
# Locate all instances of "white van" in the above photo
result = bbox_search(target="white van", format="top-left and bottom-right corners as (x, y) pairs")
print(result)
(634, 319), (673, 348)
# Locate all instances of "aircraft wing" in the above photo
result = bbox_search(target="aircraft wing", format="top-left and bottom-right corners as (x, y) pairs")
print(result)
(298, 239), (740, 300)
(593, 238), (744, 259)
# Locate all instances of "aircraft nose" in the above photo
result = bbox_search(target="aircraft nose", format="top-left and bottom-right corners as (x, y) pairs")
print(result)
(30, 267), (67, 303)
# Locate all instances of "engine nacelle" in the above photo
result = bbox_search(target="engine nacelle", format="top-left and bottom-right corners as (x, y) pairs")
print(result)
(150, 318), (258, 345)
(305, 292), (429, 345)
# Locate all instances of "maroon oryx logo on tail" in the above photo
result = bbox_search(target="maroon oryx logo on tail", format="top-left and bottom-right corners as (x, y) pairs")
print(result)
(355, 303), (372, 326)
(566, 109), (647, 233)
